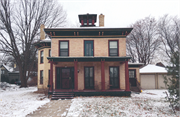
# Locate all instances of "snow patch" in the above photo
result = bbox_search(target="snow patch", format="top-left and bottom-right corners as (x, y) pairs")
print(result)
(140, 64), (167, 73)
(0, 82), (50, 117)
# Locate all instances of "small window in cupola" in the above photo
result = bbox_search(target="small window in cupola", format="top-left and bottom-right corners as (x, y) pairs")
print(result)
(78, 13), (97, 27)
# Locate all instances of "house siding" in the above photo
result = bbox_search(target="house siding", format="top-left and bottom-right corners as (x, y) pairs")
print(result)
(38, 47), (50, 90)
(51, 38), (126, 57)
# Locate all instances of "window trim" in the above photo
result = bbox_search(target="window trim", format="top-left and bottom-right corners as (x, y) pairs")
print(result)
(109, 66), (120, 89)
(84, 66), (94, 89)
(40, 50), (44, 64)
(84, 40), (94, 56)
(40, 70), (43, 85)
(59, 40), (69, 56)
(108, 40), (119, 56)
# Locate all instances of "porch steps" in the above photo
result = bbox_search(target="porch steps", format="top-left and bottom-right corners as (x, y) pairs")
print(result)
(51, 92), (74, 100)
(130, 87), (141, 93)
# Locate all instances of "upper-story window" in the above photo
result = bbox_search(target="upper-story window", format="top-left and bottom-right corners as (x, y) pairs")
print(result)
(84, 40), (94, 56)
(40, 51), (43, 63)
(59, 41), (69, 56)
(109, 40), (118, 56)
(1, 70), (5, 74)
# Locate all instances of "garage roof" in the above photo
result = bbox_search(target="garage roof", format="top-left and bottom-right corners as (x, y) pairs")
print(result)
(140, 64), (167, 73)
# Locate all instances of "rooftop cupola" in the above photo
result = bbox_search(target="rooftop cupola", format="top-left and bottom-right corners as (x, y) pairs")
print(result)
(78, 13), (97, 27)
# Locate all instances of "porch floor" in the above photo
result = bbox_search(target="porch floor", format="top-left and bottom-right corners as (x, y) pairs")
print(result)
(52, 89), (131, 97)
(54, 89), (125, 92)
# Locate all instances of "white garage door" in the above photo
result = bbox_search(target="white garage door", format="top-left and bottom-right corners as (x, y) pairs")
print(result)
(158, 75), (166, 89)
(141, 75), (155, 89)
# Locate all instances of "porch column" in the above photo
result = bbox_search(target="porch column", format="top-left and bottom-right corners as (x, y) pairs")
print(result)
(125, 60), (130, 91)
(101, 59), (105, 90)
(74, 59), (78, 90)
(49, 61), (53, 92)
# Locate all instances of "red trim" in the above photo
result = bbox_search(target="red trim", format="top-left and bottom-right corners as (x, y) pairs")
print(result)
(109, 66), (120, 89)
(101, 60), (105, 90)
(84, 66), (95, 90)
(49, 61), (53, 92)
(81, 19), (83, 26)
(59, 40), (69, 56)
(40, 50), (44, 64)
(87, 19), (89, 26)
(92, 19), (94, 25)
(84, 40), (94, 56)
(125, 61), (130, 91)
(108, 40), (119, 56)
(74, 60), (78, 90)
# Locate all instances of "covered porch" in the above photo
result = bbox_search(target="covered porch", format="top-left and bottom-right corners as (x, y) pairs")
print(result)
(47, 57), (131, 97)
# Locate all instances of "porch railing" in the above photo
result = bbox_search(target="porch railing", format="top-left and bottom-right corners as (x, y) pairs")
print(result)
(135, 77), (141, 92)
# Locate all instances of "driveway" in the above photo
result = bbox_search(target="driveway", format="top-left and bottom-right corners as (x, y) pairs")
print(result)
(26, 99), (72, 117)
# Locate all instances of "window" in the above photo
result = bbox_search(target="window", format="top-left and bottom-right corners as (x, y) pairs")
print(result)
(1, 70), (4, 74)
(84, 19), (87, 25)
(109, 67), (119, 88)
(109, 41), (118, 56)
(59, 41), (69, 56)
(40, 70), (43, 84)
(129, 70), (136, 78)
(84, 40), (94, 56)
(48, 70), (50, 85)
(40, 51), (43, 63)
(84, 67), (94, 89)
(49, 49), (51, 57)
(89, 19), (92, 25)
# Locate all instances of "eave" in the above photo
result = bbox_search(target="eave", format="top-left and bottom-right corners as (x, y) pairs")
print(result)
(47, 56), (131, 62)
(44, 28), (133, 38)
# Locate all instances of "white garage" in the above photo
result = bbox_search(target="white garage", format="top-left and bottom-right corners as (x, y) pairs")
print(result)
(140, 64), (167, 89)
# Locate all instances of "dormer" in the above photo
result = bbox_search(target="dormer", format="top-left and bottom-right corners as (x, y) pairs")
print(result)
(78, 14), (97, 27)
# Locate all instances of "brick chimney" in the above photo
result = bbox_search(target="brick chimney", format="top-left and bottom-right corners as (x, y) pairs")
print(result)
(40, 24), (45, 40)
(99, 14), (104, 27)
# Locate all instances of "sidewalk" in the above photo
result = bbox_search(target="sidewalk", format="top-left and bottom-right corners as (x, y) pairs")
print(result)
(26, 99), (72, 117)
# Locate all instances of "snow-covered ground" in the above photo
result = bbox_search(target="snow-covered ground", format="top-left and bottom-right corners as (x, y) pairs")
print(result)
(0, 82), (50, 117)
(0, 82), (179, 117)
(67, 90), (180, 117)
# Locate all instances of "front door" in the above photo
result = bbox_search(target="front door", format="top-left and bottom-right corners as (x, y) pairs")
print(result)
(84, 40), (94, 56)
(129, 69), (137, 87)
(56, 67), (74, 89)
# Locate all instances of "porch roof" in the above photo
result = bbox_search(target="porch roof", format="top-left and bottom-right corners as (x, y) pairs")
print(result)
(47, 56), (131, 62)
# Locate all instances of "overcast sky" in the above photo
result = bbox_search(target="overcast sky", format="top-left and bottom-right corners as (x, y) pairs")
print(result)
(58, 0), (180, 27)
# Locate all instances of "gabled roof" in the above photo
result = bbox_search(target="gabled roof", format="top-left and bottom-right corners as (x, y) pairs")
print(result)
(140, 64), (167, 73)
(1, 64), (13, 72)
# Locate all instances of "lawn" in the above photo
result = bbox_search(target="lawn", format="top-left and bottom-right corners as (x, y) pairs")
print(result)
(67, 90), (179, 117)
(0, 82), (179, 117)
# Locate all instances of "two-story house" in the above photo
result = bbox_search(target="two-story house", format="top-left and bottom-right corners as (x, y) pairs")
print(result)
(35, 14), (143, 99)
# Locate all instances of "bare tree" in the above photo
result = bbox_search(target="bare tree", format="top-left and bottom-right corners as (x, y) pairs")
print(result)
(158, 15), (180, 59)
(126, 16), (160, 65)
(0, 0), (66, 87)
